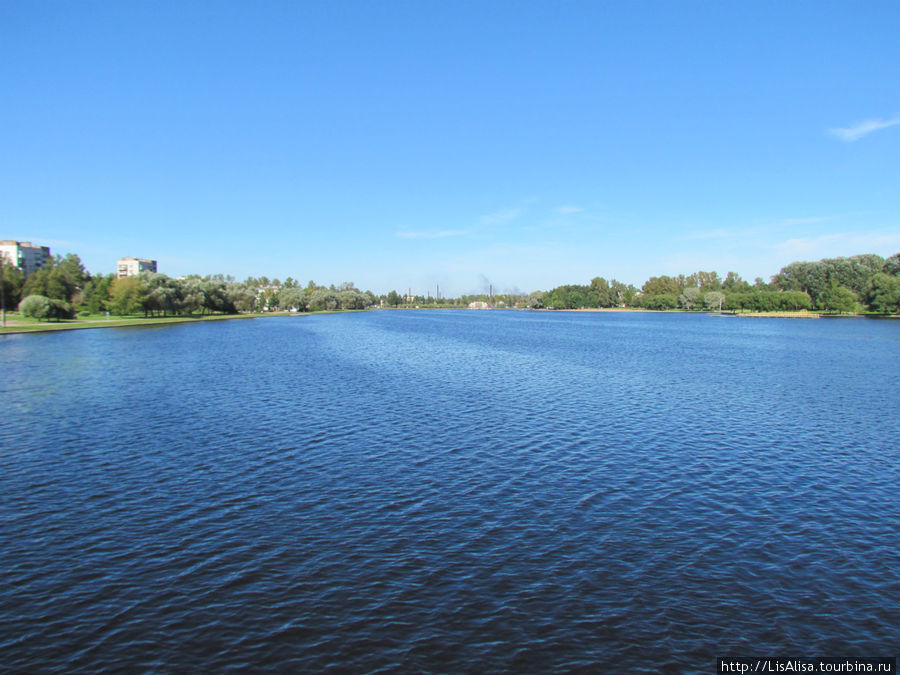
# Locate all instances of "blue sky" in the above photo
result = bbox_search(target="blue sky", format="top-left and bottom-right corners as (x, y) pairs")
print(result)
(2, 0), (899, 295)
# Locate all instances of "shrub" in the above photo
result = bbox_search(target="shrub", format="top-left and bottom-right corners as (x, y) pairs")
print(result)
(641, 294), (678, 310)
(18, 295), (51, 321)
(48, 298), (75, 321)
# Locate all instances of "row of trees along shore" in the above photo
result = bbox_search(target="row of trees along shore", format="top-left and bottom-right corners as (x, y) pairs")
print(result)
(531, 253), (900, 313)
(1, 251), (899, 321)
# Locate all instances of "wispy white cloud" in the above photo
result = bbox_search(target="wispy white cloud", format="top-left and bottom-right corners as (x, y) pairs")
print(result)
(775, 233), (844, 257)
(828, 116), (900, 142)
(685, 216), (835, 241)
(780, 216), (831, 226)
(395, 229), (468, 240)
(555, 205), (583, 214)
(684, 227), (739, 241)
(774, 230), (900, 258)
(480, 207), (522, 225)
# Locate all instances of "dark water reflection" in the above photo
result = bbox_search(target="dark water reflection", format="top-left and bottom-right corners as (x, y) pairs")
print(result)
(1, 311), (898, 672)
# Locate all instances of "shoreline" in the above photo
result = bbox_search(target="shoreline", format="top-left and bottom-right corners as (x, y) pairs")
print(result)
(0, 312), (311, 335)
(556, 308), (828, 317)
(553, 308), (898, 318)
(3, 308), (896, 335)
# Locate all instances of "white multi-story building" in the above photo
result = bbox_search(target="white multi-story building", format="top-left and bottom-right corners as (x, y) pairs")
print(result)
(0, 240), (51, 276)
(117, 257), (157, 278)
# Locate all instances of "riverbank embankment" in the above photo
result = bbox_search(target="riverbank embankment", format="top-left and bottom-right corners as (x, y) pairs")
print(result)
(560, 308), (822, 318)
(0, 312), (312, 335)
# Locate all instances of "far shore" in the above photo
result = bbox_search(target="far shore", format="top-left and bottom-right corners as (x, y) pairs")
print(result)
(536, 307), (900, 319)
(558, 307), (821, 318)
(3, 307), (897, 335)
(554, 308), (900, 318)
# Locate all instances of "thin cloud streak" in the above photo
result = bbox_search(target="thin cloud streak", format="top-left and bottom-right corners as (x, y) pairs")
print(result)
(555, 205), (583, 214)
(684, 227), (739, 241)
(781, 216), (831, 226)
(774, 230), (900, 258)
(828, 116), (900, 142)
(395, 229), (468, 240)
(480, 208), (522, 225)
(685, 215), (835, 241)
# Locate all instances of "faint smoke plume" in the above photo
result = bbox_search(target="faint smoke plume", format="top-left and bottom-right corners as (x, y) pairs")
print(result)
(478, 274), (493, 295)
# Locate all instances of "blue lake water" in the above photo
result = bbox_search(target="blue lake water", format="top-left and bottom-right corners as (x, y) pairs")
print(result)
(1, 311), (898, 672)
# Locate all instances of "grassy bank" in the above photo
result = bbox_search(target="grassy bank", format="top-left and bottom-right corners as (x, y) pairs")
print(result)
(551, 308), (899, 318)
(4, 308), (894, 334)
(559, 307), (823, 317)
(0, 311), (314, 335)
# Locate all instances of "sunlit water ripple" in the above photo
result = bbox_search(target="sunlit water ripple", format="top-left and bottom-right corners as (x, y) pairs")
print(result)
(1, 311), (898, 672)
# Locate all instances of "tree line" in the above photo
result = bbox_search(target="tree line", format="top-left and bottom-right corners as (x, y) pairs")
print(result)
(530, 253), (900, 314)
(2, 250), (899, 320)
(0, 255), (380, 320)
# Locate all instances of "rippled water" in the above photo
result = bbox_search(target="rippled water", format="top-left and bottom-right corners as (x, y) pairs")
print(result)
(2, 311), (898, 672)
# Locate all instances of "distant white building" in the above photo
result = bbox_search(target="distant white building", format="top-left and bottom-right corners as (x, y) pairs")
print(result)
(117, 257), (157, 278)
(0, 240), (51, 276)
(468, 301), (490, 309)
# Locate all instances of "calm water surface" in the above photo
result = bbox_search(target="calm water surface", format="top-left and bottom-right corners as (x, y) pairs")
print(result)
(1, 311), (898, 672)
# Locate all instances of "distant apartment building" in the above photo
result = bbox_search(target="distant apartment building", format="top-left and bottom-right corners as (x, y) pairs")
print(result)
(117, 257), (157, 278)
(0, 240), (51, 276)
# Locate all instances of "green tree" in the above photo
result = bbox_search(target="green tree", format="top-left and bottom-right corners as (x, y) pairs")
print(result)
(544, 284), (594, 309)
(883, 253), (900, 277)
(180, 278), (206, 314)
(821, 283), (858, 314)
(641, 293), (678, 310)
(109, 277), (144, 315)
(22, 264), (51, 299)
(722, 271), (750, 292)
(260, 286), (278, 311)
(617, 282), (638, 306)
(339, 289), (370, 309)
(228, 283), (259, 312)
(19, 294), (51, 321)
(140, 272), (182, 317)
(642, 276), (681, 296)
(866, 273), (900, 314)
(590, 277), (613, 307)
(83, 274), (113, 313)
(1, 260), (26, 313)
(278, 287), (305, 311)
(22, 256), (79, 302)
(56, 254), (89, 293)
(200, 278), (234, 314)
(703, 291), (726, 311)
(309, 288), (339, 311)
(724, 292), (754, 311)
(779, 291), (812, 311)
(679, 287), (701, 309)
(695, 271), (722, 292)
(773, 261), (829, 308)
(48, 298), (75, 321)
(526, 291), (544, 309)
(775, 255), (884, 308)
